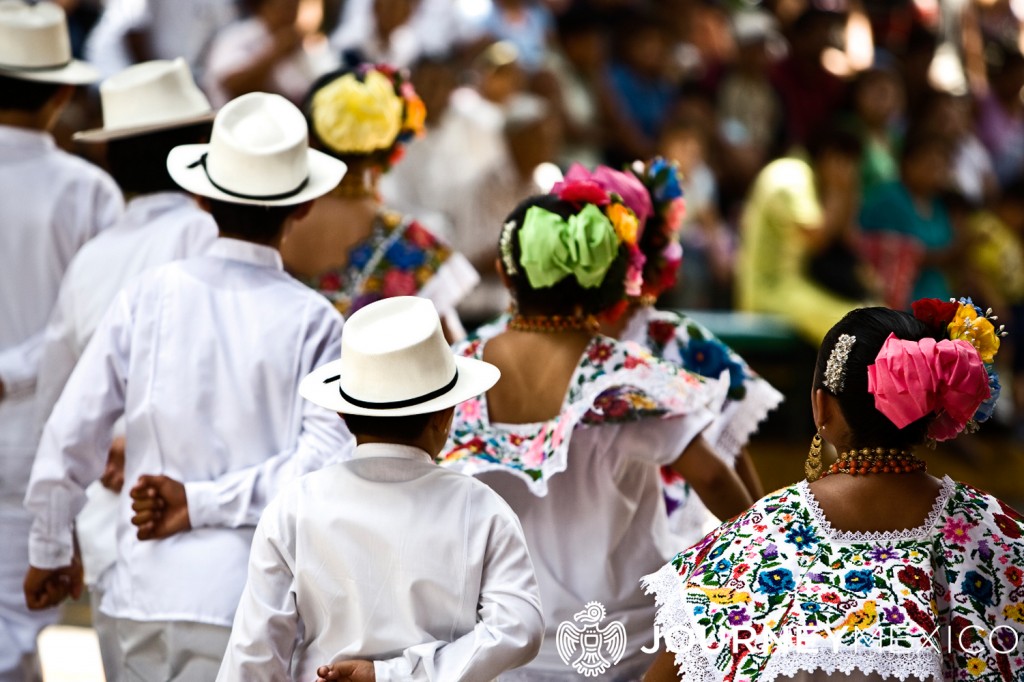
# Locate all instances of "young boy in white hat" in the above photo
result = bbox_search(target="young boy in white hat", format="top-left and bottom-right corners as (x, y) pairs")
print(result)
(32, 57), (221, 681)
(217, 295), (544, 682)
(0, 2), (121, 679)
(23, 91), (353, 680)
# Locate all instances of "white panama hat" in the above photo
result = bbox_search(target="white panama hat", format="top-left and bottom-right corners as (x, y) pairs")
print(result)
(301, 297), (500, 417)
(0, 0), (98, 85)
(167, 92), (346, 207)
(75, 59), (216, 143)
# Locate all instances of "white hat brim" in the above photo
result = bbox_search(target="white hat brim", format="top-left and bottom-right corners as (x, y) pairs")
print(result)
(0, 59), (99, 85)
(166, 144), (347, 207)
(300, 355), (501, 417)
(74, 110), (218, 143)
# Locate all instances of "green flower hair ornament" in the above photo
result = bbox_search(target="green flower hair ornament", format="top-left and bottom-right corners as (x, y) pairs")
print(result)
(518, 204), (621, 289)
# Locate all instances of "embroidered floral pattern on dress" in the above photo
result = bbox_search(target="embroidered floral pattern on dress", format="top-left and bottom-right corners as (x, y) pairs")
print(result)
(642, 478), (1024, 682)
(308, 211), (453, 316)
(438, 335), (717, 496)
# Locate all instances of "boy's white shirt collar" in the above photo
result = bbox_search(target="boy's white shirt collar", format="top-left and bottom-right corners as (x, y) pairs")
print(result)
(0, 125), (55, 152)
(353, 442), (432, 463)
(207, 237), (283, 271)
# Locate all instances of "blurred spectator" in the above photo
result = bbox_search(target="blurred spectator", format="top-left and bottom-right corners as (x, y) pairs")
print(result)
(471, 0), (556, 74)
(771, 8), (848, 148)
(846, 67), (904, 193)
(545, 8), (608, 168)
(977, 47), (1024, 187)
(916, 89), (997, 205)
(204, 0), (335, 107)
(451, 94), (562, 323)
(898, 23), (938, 108)
(331, 0), (463, 60)
(715, 9), (783, 199)
(331, 0), (422, 68)
(860, 131), (956, 303)
(379, 56), (459, 236)
(605, 12), (676, 163)
(428, 42), (524, 200)
(658, 117), (732, 310)
(85, 0), (236, 81)
(736, 127), (866, 344)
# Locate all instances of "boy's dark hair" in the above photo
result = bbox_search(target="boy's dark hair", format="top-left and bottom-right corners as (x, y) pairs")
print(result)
(814, 307), (939, 449)
(206, 199), (302, 243)
(107, 122), (212, 195)
(0, 74), (64, 112)
(343, 412), (435, 442)
(501, 194), (629, 317)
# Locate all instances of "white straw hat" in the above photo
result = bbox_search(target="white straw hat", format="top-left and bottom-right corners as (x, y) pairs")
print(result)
(0, 0), (98, 84)
(301, 297), (500, 417)
(167, 92), (346, 206)
(75, 59), (215, 143)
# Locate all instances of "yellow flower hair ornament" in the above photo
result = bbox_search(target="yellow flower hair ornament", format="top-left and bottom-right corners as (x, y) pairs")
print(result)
(309, 64), (426, 165)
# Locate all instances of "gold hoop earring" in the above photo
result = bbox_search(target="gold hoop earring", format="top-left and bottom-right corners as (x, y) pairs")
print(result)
(805, 430), (824, 482)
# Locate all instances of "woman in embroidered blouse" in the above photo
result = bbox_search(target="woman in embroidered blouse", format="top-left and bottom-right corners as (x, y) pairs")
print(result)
(281, 63), (478, 338)
(438, 185), (753, 680)
(643, 301), (1024, 682)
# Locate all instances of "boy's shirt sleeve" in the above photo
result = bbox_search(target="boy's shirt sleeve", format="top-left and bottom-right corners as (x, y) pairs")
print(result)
(184, 304), (352, 529)
(0, 329), (46, 399)
(24, 288), (133, 569)
(373, 501), (545, 682)
(215, 497), (299, 682)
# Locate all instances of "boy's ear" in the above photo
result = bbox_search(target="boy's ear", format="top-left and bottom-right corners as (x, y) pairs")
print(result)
(290, 200), (315, 222)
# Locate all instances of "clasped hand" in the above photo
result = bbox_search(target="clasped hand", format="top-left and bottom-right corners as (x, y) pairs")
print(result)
(129, 474), (191, 540)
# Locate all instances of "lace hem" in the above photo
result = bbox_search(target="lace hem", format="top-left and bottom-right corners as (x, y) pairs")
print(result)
(797, 475), (955, 543)
(759, 649), (944, 682)
(704, 375), (784, 463)
(641, 562), (720, 682)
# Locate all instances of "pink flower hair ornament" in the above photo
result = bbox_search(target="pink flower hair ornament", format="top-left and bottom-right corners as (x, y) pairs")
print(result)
(867, 333), (991, 441)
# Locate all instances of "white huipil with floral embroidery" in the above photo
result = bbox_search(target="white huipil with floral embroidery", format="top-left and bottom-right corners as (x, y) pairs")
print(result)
(440, 335), (721, 679)
(642, 478), (1024, 682)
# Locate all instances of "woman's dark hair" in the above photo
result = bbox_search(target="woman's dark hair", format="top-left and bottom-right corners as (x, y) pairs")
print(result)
(814, 307), (940, 449)
(500, 194), (629, 316)
(0, 75), (64, 112)
(107, 122), (211, 195)
(342, 412), (435, 442)
(206, 199), (302, 243)
(806, 122), (863, 163)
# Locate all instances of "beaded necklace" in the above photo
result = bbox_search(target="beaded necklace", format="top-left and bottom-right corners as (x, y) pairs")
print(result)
(820, 447), (927, 478)
(508, 314), (600, 334)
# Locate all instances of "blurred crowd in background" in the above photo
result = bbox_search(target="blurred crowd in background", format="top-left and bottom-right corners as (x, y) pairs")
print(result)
(41, 0), (1024, 437)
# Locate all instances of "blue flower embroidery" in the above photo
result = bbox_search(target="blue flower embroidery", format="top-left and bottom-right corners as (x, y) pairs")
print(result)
(785, 523), (819, 551)
(714, 559), (732, 574)
(961, 570), (994, 605)
(384, 239), (427, 269)
(757, 568), (795, 595)
(844, 570), (875, 594)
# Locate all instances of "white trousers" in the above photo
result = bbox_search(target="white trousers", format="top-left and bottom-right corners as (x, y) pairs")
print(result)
(0, 506), (59, 682)
(114, 618), (231, 682)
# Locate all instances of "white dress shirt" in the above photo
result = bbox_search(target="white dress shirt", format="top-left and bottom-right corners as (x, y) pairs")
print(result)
(479, 416), (711, 680)
(0, 125), (122, 503)
(32, 191), (218, 585)
(218, 442), (544, 682)
(25, 238), (352, 626)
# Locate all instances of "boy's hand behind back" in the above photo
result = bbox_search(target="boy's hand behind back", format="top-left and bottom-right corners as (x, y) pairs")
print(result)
(316, 660), (375, 682)
(130, 475), (191, 540)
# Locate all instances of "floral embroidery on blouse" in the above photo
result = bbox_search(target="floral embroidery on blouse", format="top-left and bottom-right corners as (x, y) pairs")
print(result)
(642, 479), (1024, 682)
(308, 210), (453, 316)
(438, 335), (717, 496)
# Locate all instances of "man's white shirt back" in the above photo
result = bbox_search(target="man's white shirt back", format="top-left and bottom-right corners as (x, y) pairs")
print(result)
(25, 238), (351, 626)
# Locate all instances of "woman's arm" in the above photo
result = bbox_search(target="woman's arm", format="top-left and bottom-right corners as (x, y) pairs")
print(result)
(669, 435), (753, 521)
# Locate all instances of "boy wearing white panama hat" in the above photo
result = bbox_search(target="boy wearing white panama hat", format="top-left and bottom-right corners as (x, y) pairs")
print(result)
(0, 2), (121, 680)
(32, 57), (221, 681)
(24, 92), (352, 680)
(218, 296), (544, 682)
